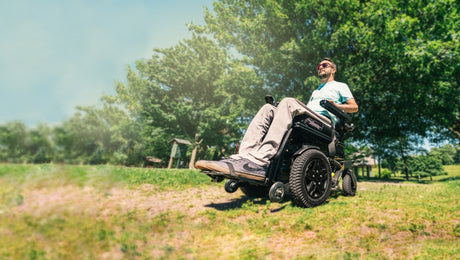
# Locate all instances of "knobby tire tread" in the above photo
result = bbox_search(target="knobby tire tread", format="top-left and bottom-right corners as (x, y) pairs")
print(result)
(289, 149), (331, 208)
(342, 173), (356, 196)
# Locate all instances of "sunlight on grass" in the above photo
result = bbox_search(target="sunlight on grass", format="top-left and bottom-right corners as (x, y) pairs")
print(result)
(0, 164), (458, 259)
(0, 163), (213, 191)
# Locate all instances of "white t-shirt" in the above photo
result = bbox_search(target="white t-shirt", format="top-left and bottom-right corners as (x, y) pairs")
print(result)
(306, 80), (354, 123)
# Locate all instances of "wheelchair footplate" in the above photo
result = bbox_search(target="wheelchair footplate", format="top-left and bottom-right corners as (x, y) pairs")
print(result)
(201, 169), (266, 183)
(200, 170), (225, 181)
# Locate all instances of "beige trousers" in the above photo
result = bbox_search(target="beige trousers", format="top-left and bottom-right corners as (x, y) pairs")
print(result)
(231, 97), (313, 166)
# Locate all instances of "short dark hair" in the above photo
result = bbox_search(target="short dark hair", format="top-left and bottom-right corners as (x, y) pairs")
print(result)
(320, 57), (337, 70)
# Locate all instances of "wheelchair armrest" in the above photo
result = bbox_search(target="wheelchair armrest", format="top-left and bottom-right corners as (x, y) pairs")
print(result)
(320, 100), (352, 124)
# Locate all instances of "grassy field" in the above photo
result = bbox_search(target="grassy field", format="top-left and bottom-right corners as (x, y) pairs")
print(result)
(0, 164), (458, 259)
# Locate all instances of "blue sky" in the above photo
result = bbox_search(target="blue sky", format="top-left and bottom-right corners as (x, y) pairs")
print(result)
(0, 0), (214, 126)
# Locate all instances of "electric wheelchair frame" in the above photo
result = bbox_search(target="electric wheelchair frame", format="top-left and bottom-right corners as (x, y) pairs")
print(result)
(202, 99), (357, 208)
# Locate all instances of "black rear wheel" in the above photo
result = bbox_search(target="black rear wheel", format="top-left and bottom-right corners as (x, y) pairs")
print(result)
(289, 149), (331, 207)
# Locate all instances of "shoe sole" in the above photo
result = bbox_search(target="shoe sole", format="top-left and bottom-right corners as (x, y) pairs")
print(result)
(196, 161), (265, 181)
(195, 161), (230, 174)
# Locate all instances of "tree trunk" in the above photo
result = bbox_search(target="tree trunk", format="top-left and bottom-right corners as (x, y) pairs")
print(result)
(189, 147), (197, 169)
(168, 143), (177, 169)
(189, 133), (202, 169)
(398, 138), (409, 180)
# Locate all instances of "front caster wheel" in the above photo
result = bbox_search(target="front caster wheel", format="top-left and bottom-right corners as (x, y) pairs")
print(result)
(269, 182), (286, 202)
(224, 179), (240, 193)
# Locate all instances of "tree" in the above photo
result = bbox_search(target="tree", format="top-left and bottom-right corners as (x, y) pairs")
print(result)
(429, 143), (460, 165)
(0, 121), (27, 163)
(196, 0), (324, 100)
(198, 0), (459, 164)
(112, 34), (264, 166)
(53, 101), (144, 165)
(336, 0), (460, 145)
(407, 155), (447, 181)
(53, 110), (107, 164)
(26, 124), (53, 163)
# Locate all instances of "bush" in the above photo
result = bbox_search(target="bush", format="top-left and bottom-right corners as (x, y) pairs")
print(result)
(381, 169), (392, 179)
(408, 155), (447, 180)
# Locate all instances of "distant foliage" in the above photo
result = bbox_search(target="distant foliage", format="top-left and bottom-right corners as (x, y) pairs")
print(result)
(429, 144), (460, 165)
(0, 106), (146, 166)
(407, 155), (447, 180)
(380, 169), (392, 179)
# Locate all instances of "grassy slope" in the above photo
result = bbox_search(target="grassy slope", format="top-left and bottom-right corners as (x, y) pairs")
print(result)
(0, 164), (458, 259)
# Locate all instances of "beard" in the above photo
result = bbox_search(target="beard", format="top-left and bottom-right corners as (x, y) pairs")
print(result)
(319, 72), (331, 83)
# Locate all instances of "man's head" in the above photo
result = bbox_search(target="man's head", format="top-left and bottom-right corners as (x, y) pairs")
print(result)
(317, 58), (336, 83)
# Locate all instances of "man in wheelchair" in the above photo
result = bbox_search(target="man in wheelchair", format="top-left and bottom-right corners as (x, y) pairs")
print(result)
(196, 58), (359, 207)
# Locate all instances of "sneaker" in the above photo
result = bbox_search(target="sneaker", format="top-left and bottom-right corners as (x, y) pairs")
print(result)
(230, 158), (267, 181)
(195, 160), (230, 174)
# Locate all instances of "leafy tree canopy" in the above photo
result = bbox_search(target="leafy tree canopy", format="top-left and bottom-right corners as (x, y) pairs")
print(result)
(111, 34), (265, 159)
(196, 0), (459, 148)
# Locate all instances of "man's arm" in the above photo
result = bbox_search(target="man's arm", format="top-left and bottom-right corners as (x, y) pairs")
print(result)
(328, 98), (359, 113)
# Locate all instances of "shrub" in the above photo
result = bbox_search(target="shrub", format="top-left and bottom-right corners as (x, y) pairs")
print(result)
(381, 169), (392, 179)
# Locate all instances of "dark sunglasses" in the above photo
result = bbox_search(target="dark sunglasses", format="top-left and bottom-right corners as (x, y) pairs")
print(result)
(317, 63), (331, 70)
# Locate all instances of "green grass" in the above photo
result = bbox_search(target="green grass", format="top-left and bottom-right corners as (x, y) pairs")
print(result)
(0, 163), (459, 259)
(0, 163), (213, 190)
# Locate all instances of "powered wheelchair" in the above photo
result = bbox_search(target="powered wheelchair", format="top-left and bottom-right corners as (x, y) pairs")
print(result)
(201, 99), (357, 208)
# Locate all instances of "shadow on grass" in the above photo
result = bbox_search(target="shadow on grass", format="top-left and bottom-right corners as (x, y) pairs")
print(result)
(357, 177), (405, 183)
(357, 175), (460, 184)
(203, 175), (460, 211)
(204, 196), (269, 211)
(329, 189), (346, 198)
(358, 177), (423, 184)
(205, 195), (288, 212)
(436, 176), (460, 182)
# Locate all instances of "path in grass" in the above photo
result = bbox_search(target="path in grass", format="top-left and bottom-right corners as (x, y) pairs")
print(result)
(11, 183), (250, 218)
(7, 178), (414, 218)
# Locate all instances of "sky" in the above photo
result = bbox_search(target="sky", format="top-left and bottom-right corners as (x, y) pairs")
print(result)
(0, 0), (214, 126)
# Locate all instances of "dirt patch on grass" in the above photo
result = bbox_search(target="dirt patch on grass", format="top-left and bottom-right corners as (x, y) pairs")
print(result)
(12, 184), (243, 218)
